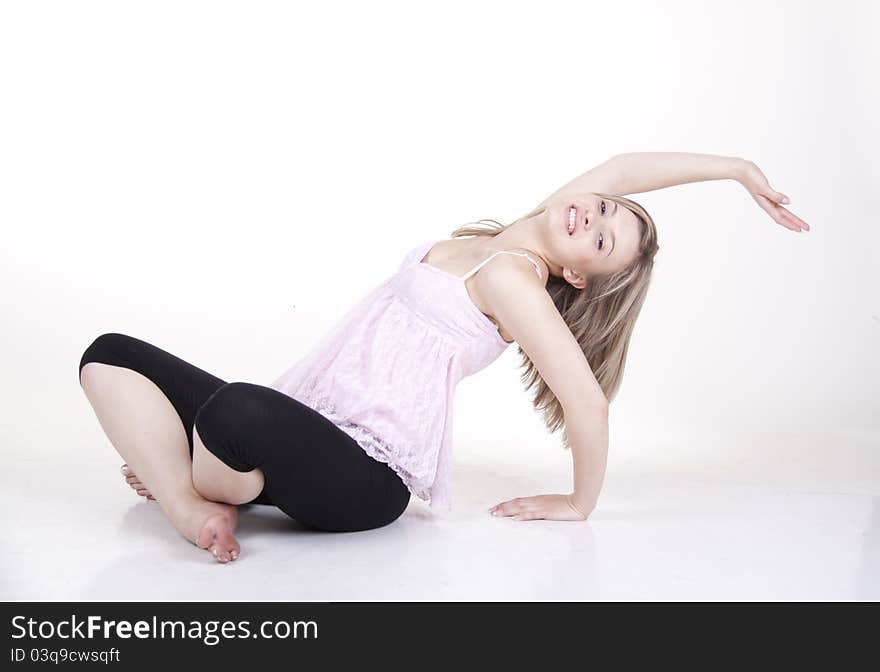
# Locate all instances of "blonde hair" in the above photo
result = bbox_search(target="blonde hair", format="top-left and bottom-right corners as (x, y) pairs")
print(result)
(450, 193), (660, 450)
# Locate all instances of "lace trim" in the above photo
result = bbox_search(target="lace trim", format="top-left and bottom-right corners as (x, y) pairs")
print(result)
(308, 395), (434, 503)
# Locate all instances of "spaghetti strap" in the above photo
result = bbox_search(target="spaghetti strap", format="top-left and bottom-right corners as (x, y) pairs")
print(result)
(459, 250), (542, 282)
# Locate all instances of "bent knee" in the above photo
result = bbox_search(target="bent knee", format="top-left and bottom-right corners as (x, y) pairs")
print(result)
(195, 382), (271, 431)
(78, 332), (135, 386)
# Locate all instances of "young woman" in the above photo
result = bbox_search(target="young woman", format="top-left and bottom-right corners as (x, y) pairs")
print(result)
(78, 152), (810, 563)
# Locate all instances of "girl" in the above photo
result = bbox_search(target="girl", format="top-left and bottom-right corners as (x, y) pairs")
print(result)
(78, 152), (810, 563)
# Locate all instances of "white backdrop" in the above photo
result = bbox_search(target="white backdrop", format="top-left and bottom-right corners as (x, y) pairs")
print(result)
(1, 0), (877, 482)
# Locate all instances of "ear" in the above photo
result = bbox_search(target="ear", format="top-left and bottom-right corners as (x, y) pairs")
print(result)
(563, 267), (587, 290)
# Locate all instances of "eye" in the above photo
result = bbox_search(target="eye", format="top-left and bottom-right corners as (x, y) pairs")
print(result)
(600, 200), (607, 215)
(598, 233), (603, 251)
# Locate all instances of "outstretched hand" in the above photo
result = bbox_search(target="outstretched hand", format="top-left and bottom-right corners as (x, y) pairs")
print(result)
(489, 494), (589, 521)
(737, 160), (811, 233)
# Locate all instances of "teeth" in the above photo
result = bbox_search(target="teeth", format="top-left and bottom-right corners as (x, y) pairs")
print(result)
(568, 207), (575, 234)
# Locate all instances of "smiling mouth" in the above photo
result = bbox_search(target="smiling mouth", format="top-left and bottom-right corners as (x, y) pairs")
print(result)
(567, 205), (587, 235)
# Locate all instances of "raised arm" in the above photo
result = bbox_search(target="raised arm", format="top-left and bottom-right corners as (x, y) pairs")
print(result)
(611, 151), (746, 195)
(538, 152), (810, 233)
(612, 151), (810, 232)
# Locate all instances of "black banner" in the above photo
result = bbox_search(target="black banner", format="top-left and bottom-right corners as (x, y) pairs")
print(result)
(1, 601), (876, 667)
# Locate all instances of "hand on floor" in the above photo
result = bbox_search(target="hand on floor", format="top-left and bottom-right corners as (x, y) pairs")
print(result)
(488, 494), (589, 521)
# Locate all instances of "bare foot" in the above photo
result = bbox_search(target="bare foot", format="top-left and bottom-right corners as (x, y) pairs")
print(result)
(120, 463), (156, 501)
(119, 464), (241, 563)
(175, 497), (241, 564)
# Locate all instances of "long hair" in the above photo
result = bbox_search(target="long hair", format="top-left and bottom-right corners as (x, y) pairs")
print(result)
(449, 193), (660, 450)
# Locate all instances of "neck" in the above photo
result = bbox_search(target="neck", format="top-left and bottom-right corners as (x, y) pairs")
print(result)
(478, 207), (564, 279)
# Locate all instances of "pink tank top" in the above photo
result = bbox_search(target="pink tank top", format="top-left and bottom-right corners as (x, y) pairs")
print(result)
(268, 238), (542, 511)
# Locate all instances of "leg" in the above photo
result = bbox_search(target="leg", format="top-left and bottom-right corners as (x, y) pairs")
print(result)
(192, 425), (266, 505)
(79, 332), (273, 505)
(78, 333), (252, 562)
(193, 382), (411, 532)
(79, 361), (201, 512)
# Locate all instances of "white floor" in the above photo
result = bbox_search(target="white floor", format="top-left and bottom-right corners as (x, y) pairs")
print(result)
(3, 411), (877, 601)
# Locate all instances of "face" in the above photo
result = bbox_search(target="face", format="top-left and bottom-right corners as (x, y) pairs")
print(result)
(549, 192), (642, 288)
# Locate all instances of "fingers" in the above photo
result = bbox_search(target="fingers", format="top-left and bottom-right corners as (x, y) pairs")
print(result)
(781, 208), (810, 231)
(775, 207), (810, 232)
(780, 212), (803, 231)
(755, 195), (791, 229)
(757, 191), (789, 206)
(756, 194), (810, 232)
(765, 187), (789, 206)
(490, 499), (528, 521)
(489, 502), (513, 517)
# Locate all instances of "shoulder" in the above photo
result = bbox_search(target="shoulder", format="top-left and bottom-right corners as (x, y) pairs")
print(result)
(473, 248), (551, 334)
(476, 249), (609, 410)
(487, 247), (548, 287)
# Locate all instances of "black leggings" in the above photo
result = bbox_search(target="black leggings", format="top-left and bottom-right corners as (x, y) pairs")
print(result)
(78, 333), (410, 532)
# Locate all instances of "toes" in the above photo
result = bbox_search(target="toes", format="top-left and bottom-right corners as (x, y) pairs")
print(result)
(125, 477), (153, 499)
(214, 531), (240, 563)
(194, 511), (240, 562)
(217, 528), (241, 556)
(210, 543), (236, 563)
(209, 533), (240, 563)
